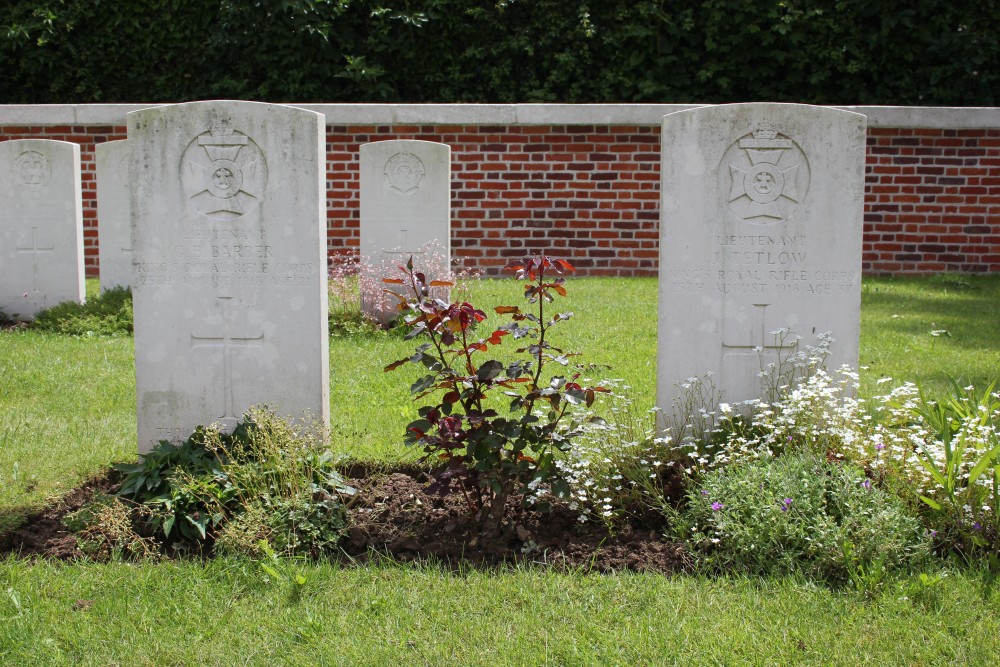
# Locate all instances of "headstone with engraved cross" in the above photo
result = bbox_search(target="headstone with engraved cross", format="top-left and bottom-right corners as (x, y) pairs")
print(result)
(657, 103), (866, 419)
(96, 140), (134, 292)
(359, 140), (451, 324)
(129, 101), (329, 454)
(0, 139), (84, 320)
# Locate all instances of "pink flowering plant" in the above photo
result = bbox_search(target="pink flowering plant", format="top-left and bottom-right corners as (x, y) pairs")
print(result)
(383, 254), (607, 533)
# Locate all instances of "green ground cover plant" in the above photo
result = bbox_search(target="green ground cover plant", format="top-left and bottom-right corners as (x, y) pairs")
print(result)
(676, 451), (930, 583)
(30, 286), (132, 337)
(111, 408), (354, 558)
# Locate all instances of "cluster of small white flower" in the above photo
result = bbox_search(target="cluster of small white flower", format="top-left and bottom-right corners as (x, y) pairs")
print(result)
(522, 380), (671, 526)
(701, 369), (999, 529)
(545, 356), (998, 534)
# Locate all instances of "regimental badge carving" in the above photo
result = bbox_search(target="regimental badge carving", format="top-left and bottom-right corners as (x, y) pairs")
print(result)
(181, 118), (267, 219)
(12, 151), (51, 189)
(383, 152), (425, 193)
(718, 122), (810, 225)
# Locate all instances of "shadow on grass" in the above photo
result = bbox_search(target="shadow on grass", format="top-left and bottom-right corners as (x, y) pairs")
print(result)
(862, 277), (1000, 353)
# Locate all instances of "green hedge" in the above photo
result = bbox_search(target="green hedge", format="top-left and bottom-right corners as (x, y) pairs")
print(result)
(2, 0), (996, 105)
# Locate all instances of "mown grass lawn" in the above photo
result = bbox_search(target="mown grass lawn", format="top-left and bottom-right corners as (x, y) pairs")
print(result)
(1, 275), (999, 666)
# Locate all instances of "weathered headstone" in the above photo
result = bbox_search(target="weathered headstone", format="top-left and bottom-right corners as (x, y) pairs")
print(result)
(96, 140), (133, 292)
(657, 103), (866, 417)
(359, 140), (451, 322)
(129, 101), (329, 454)
(0, 139), (84, 320)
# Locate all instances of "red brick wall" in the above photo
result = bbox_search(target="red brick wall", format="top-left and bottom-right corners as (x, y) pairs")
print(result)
(864, 128), (1000, 274)
(2, 123), (997, 277)
(327, 124), (661, 276)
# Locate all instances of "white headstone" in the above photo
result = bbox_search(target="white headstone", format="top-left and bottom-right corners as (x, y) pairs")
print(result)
(657, 103), (866, 417)
(96, 140), (132, 292)
(0, 139), (84, 320)
(129, 101), (329, 454)
(359, 140), (451, 323)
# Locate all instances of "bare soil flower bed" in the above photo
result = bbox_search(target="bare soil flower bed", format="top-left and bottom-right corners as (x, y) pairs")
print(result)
(1, 467), (690, 574)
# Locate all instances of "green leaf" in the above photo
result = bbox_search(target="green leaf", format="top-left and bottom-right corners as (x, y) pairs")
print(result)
(260, 562), (281, 580)
(918, 495), (943, 511)
(967, 442), (1000, 486)
(186, 513), (208, 540)
(162, 514), (176, 537)
(914, 444), (949, 489)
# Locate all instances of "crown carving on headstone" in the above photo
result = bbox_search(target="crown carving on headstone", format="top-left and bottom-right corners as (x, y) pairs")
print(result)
(751, 122), (779, 140)
(210, 118), (235, 137)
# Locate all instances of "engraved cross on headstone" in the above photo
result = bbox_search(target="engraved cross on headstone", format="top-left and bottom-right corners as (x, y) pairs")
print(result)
(15, 226), (55, 291)
(190, 296), (264, 428)
(381, 229), (426, 259)
(721, 303), (792, 401)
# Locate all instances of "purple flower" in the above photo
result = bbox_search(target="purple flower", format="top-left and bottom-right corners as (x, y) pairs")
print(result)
(929, 530), (938, 537)
(711, 502), (724, 511)
(973, 522), (982, 531)
(780, 498), (793, 512)
(701, 490), (710, 496)
(875, 443), (886, 451)
(861, 479), (872, 490)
